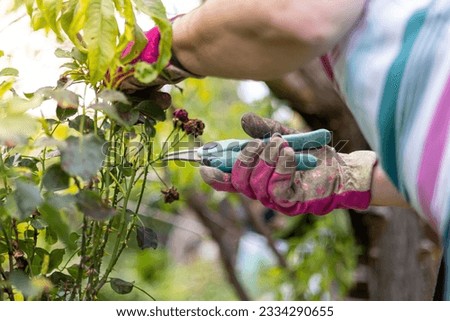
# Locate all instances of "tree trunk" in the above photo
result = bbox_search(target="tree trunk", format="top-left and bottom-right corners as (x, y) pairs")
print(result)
(265, 58), (442, 300)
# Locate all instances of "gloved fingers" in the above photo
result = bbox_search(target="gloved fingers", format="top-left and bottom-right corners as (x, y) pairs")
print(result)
(267, 146), (299, 206)
(240, 112), (299, 138)
(247, 136), (288, 204)
(199, 166), (236, 192)
(230, 139), (265, 199)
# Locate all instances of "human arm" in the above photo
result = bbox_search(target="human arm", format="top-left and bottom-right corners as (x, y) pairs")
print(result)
(171, 0), (366, 80)
(370, 164), (409, 208)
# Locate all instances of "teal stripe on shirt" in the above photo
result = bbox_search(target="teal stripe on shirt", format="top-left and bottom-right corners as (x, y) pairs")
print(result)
(397, 4), (449, 198)
(377, 9), (428, 188)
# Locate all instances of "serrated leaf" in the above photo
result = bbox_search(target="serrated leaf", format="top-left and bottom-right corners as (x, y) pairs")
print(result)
(0, 68), (19, 77)
(14, 180), (43, 219)
(76, 189), (116, 220)
(84, 0), (119, 84)
(110, 278), (134, 294)
(43, 164), (70, 191)
(136, 226), (157, 249)
(60, 135), (105, 180)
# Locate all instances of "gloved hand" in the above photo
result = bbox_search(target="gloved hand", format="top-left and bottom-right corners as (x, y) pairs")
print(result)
(200, 113), (377, 215)
(119, 22), (202, 93)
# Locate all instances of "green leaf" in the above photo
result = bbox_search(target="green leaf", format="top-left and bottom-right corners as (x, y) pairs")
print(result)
(54, 48), (71, 58)
(48, 248), (65, 272)
(31, 247), (49, 275)
(0, 50), (4, 58)
(56, 104), (78, 120)
(67, 264), (78, 278)
(18, 157), (40, 172)
(0, 79), (15, 97)
(135, 99), (166, 121)
(31, 218), (49, 230)
(68, 115), (95, 134)
(31, 11), (48, 31)
(116, 0), (134, 50)
(133, 0), (172, 72)
(134, 61), (158, 84)
(49, 271), (75, 287)
(45, 226), (58, 245)
(84, 0), (119, 84)
(66, 0), (89, 48)
(98, 89), (129, 104)
(136, 226), (158, 250)
(76, 190), (116, 220)
(42, 164), (70, 191)
(9, 271), (39, 297)
(0, 68), (19, 77)
(110, 278), (134, 294)
(71, 47), (87, 64)
(14, 180), (43, 219)
(0, 113), (38, 145)
(38, 198), (76, 250)
(36, 0), (64, 39)
(60, 135), (106, 180)
(50, 88), (79, 109)
(90, 102), (130, 128)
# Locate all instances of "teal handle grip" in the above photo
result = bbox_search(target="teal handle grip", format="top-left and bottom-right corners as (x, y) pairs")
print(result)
(207, 151), (317, 173)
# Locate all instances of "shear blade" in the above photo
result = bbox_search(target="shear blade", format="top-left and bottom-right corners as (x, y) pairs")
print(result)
(163, 149), (202, 162)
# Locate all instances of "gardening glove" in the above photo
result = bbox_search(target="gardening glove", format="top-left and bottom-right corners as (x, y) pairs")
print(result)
(200, 113), (377, 215)
(119, 22), (203, 94)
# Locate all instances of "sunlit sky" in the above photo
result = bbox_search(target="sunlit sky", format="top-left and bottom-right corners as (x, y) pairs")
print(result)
(0, 0), (272, 111)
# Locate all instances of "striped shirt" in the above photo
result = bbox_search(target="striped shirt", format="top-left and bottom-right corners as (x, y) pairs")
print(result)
(323, 0), (450, 297)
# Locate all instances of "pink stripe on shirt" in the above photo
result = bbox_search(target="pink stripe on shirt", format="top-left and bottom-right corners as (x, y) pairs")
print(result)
(417, 75), (450, 228)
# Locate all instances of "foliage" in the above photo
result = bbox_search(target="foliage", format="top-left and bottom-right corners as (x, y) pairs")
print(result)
(0, 0), (201, 301)
(259, 211), (359, 300)
(0, 1), (360, 302)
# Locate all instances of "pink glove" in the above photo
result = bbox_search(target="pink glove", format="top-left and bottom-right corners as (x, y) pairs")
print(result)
(200, 113), (377, 215)
(119, 21), (202, 93)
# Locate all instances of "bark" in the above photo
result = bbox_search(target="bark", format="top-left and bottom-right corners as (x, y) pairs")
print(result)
(265, 58), (442, 300)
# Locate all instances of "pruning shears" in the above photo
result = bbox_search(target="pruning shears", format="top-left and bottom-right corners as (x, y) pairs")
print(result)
(163, 129), (331, 173)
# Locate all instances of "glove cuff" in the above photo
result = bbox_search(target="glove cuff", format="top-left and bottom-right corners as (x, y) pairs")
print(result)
(338, 150), (377, 210)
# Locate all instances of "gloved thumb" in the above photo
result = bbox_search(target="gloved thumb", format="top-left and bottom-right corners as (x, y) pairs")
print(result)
(199, 166), (236, 193)
(241, 112), (299, 139)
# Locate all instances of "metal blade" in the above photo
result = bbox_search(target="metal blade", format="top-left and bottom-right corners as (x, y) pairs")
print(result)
(162, 149), (202, 162)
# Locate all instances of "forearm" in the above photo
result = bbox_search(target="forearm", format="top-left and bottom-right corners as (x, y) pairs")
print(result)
(370, 163), (410, 207)
(172, 0), (366, 80)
